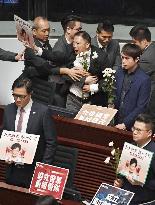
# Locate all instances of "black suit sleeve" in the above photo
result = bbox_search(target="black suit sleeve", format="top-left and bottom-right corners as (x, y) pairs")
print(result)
(0, 48), (17, 62)
(42, 108), (57, 164)
(24, 48), (60, 76)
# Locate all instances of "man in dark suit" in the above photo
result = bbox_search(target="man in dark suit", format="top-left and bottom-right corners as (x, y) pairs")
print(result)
(114, 113), (155, 205)
(91, 20), (121, 70)
(0, 47), (23, 62)
(115, 43), (151, 131)
(129, 25), (155, 117)
(66, 31), (110, 112)
(47, 15), (86, 107)
(1, 78), (57, 188)
(24, 16), (55, 80)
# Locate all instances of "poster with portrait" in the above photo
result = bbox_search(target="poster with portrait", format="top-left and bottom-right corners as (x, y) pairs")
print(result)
(29, 162), (69, 200)
(117, 142), (153, 184)
(90, 183), (134, 205)
(75, 104), (117, 126)
(0, 130), (40, 164)
(14, 14), (34, 48)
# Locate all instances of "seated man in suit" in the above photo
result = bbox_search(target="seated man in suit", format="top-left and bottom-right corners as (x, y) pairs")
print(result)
(66, 31), (110, 113)
(0, 47), (23, 62)
(115, 43), (151, 131)
(114, 113), (155, 205)
(1, 78), (57, 188)
(91, 20), (121, 70)
(129, 25), (155, 117)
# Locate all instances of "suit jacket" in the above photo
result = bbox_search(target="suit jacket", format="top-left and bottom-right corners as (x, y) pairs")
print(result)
(0, 48), (17, 62)
(115, 66), (151, 130)
(50, 35), (76, 74)
(24, 39), (57, 80)
(71, 45), (110, 106)
(122, 140), (155, 204)
(139, 42), (155, 81)
(91, 36), (121, 70)
(2, 101), (57, 187)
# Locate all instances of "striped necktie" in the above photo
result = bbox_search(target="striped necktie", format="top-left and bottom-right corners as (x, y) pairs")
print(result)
(16, 107), (25, 132)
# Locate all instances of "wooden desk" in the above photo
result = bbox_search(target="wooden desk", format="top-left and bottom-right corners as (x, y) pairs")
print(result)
(0, 106), (133, 200)
(53, 116), (133, 200)
(0, 182), (82, 205)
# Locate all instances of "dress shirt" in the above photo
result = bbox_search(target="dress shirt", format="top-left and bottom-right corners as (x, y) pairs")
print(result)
(15, 99), (33, 133)
(97, 38), (107, 52)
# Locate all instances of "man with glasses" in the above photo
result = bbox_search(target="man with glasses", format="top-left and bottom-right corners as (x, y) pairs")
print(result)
(1, 78), (57, 188)
(114, 113), (155, 205)
(47, 15), (86, 107)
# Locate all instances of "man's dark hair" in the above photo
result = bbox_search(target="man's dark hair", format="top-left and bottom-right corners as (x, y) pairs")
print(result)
(12, 78), (32, 94)
(121, 43), (142, 60)
(74, 31), (91, 44)
(97, 20), (114, 33)
(129, 25), (151, 42)
(11, 143), (21, 151)
(130, 158), (137, 166)
(36, 195), (60, 205)
(135, 113), (154, 132)
(61, 15), (81, 32)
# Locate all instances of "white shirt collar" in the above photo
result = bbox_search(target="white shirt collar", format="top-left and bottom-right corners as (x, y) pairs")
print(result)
(137, 139), (151, 149)
(97, 37), (107, 49)
(18, 99), (33, 113)
(65, 36), (72, 44)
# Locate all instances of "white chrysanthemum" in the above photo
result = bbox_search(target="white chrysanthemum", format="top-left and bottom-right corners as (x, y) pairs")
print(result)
(109, 141), (114, 146)
(104, 157), (110, 164)
(111, 149), (115, 156)
(79, 52), (84, 57)
(92, 51), (98, 59)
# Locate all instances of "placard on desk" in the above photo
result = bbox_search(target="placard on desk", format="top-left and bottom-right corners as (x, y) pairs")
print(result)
(0, 130), (40, 164)
(117, 142), (153, 185)
(29, 162), (69, 200)
(75, 104), (117, 126)
(90, 183), (134, 205)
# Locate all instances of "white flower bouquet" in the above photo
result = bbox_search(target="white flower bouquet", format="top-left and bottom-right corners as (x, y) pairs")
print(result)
(100, 68), (116, 105)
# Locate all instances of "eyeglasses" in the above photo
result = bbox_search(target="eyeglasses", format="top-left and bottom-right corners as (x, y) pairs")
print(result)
(12, 93), (27, 100)
(72, 27), (82, 32)
(131, 126), (150, 133)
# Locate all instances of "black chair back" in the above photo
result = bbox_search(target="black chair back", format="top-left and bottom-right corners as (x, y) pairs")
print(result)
(31, 77), (56, 105)
(53, 145), (78, 189)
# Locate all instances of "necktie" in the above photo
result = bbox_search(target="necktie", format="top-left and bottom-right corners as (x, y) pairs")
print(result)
(101, 46), (107, 52)
(16, 108), (25, 132)
(42, 42), (48, 50)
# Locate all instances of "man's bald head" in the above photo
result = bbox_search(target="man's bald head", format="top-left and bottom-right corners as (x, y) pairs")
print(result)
(33, 16), (50, 42)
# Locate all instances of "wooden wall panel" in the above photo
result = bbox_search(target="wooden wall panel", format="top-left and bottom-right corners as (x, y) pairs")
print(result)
(74, 148), (115, 200)
(0, 160), (6, 182)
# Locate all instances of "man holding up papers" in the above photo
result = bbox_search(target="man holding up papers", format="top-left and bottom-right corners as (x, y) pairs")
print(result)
(114, 113), (155, 204)
(0, 78), (57, 188)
